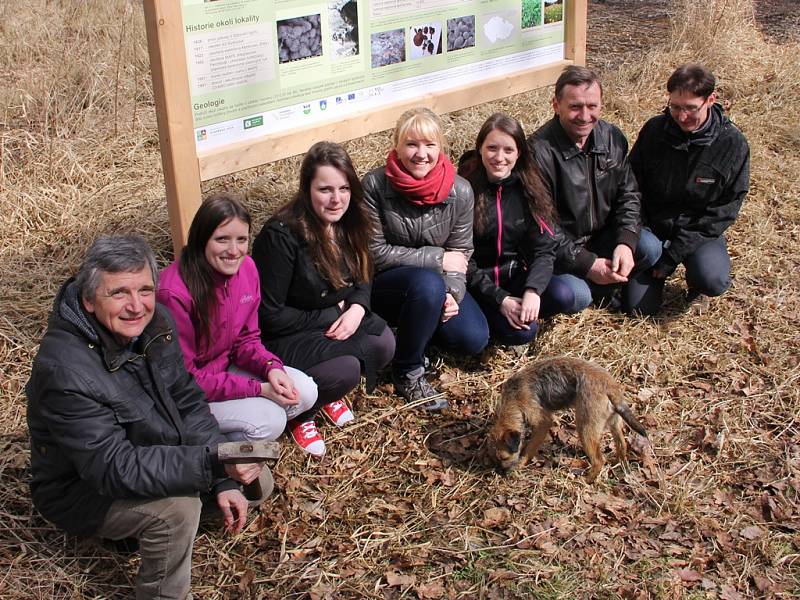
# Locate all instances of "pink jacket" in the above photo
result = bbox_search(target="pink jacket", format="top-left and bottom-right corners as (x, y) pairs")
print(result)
(157, 256), (284, 402)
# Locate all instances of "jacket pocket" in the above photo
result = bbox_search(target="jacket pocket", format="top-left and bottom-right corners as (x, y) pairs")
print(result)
(107, 390), (154, 424)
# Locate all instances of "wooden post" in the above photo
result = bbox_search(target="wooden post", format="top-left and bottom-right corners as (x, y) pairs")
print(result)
(143, 0), (201, 256)
(565, 0), (588, 65)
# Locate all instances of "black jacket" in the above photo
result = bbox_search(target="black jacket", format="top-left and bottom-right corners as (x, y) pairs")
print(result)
(362, 167), (474, 302)
(529, 117), (642, 277)
(26, 280), (233, 536)
(252, 219), (388, 390)
(630, 103), (750, 275)
(463, 170), (557, 306)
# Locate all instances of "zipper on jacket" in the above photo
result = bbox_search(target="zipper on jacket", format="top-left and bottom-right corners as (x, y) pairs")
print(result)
(494, 185), (503, 286)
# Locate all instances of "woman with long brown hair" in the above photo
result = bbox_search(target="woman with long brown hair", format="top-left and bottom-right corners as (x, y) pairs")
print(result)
(157, 194), (320, 454)
(459, 113), (574, 345)
(252, 141), (395, 454)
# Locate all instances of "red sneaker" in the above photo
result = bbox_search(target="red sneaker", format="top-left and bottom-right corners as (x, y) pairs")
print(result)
(321, 399), (355, 427)
(288, 420), (325, 457)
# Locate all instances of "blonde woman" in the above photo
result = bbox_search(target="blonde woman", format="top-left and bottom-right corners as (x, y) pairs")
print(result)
(362, 107), (489, 409)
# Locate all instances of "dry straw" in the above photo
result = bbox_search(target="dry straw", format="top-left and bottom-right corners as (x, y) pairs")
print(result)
(1, 0), (798, 597)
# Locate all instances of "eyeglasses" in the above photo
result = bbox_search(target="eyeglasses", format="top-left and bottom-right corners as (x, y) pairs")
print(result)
(667, 102), (705, 116)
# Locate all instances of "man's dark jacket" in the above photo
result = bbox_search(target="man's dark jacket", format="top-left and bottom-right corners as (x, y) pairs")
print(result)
(629, 103), (749, 275)
(26, 279), (234, 536)
(529, 117), (642, 277)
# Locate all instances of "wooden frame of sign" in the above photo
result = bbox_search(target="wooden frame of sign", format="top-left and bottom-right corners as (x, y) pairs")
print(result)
(143, 0), (588, 253)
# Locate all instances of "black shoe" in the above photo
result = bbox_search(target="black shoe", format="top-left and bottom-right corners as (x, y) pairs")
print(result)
(686, 288), (704, 302)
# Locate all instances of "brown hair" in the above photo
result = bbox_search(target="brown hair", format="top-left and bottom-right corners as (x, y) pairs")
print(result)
(667, 63), (716, 98)
(460, 113), (556, 235)
(179, 193), (251, 348)
(554, 65), (602, 99)
(275, 141), (372, 288)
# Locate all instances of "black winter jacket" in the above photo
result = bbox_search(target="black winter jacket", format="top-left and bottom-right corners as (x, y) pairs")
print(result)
(464, 171), (557, 307)
(630, 103), (749, 275)
(26, 280), (233, 536)
(362, 167), (474, 302)
(252, 219), (388, 390)
(529, 117), (642, 277)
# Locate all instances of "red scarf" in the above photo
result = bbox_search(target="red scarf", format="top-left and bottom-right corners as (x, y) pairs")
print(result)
(385, 149), (456, 206)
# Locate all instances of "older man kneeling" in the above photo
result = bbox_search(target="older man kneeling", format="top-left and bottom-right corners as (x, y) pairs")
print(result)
(26, 234), (267, 599)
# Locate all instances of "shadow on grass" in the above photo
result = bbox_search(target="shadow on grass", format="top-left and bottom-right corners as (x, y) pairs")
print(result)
(423, 417), (494, 474)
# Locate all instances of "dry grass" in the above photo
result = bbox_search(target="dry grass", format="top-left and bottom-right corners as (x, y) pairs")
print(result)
(1, 0), (798, 597)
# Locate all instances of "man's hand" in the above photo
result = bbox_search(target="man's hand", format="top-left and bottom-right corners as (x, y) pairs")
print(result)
(260, 369), (299, 408)
(520, 289), (541, 324)
(325, 304), (365, 340)
(442, 251), (468, 273)
(499, 296), (529, 330)
(216, 489), (249, 534)
(224, 461), (263, 485)
(611, 244), (635, 278)
(441, 293), (460, 322)
(587, 258), (628, 285)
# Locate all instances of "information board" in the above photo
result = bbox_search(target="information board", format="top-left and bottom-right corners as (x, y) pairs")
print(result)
(142, 0), (585, 251)
(183, 0), (567, 153)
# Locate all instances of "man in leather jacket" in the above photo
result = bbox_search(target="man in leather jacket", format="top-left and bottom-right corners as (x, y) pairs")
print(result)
(529, 65), (662, 315)
(630, 64), (749, 312)
(26, 235), (264, 599)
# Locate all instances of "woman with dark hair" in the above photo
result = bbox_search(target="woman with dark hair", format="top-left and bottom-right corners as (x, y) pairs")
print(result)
(157, 194), (321, 455)
(363, 107), (489, 410)
(458, 113), (574, 345)
(252, 141), (395, 453)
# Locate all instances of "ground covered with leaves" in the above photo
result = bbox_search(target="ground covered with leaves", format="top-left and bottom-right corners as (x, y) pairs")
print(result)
(0, 0), (798, 598)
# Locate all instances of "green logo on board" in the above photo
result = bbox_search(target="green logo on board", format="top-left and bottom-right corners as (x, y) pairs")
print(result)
(244, 116), (264, 130)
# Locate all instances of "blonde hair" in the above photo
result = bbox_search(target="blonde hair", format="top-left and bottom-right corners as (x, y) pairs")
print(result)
(392, 107), (445, 150)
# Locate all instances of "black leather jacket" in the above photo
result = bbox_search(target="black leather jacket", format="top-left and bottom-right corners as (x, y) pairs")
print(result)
(362, 167), (474, 302)
(26, 280), (233, 536)
(529, 117), (642, 277)
(630, 103), (749, 275)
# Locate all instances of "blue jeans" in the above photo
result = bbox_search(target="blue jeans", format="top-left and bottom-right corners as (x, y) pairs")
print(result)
(637, 236), (731, 314)
(372, 266), (489, 373)
(554, 228), (663, 315)
(477, 275), (576, 346)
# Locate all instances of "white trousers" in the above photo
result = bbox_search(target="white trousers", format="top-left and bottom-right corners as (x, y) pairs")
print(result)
(208, 366), (317, 441)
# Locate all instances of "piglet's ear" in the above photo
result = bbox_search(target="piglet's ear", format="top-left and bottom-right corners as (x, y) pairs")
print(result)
(503, 431), (521, 453)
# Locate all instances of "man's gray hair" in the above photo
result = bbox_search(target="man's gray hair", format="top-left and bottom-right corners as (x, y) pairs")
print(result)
(75, 234), (159, 301)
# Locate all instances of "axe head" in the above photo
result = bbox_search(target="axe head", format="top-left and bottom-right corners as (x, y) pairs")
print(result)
(217, 440), (280, 463)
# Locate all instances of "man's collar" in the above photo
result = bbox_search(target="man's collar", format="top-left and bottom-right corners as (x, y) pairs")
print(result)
(86, 308), (171, 371)
(551, 116), (606, 159)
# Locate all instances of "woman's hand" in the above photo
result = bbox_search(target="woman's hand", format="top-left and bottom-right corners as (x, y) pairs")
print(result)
(442, 251), (468, 274)
(260, 369), (299, 408)
(326, 304), (366, 340)
(499, 296), (529, 330)
(520, 289), (541, 324)
(441, 293), (460, 322)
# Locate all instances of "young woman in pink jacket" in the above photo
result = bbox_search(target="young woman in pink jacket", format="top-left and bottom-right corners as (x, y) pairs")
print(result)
(157, 194), (323, 456)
